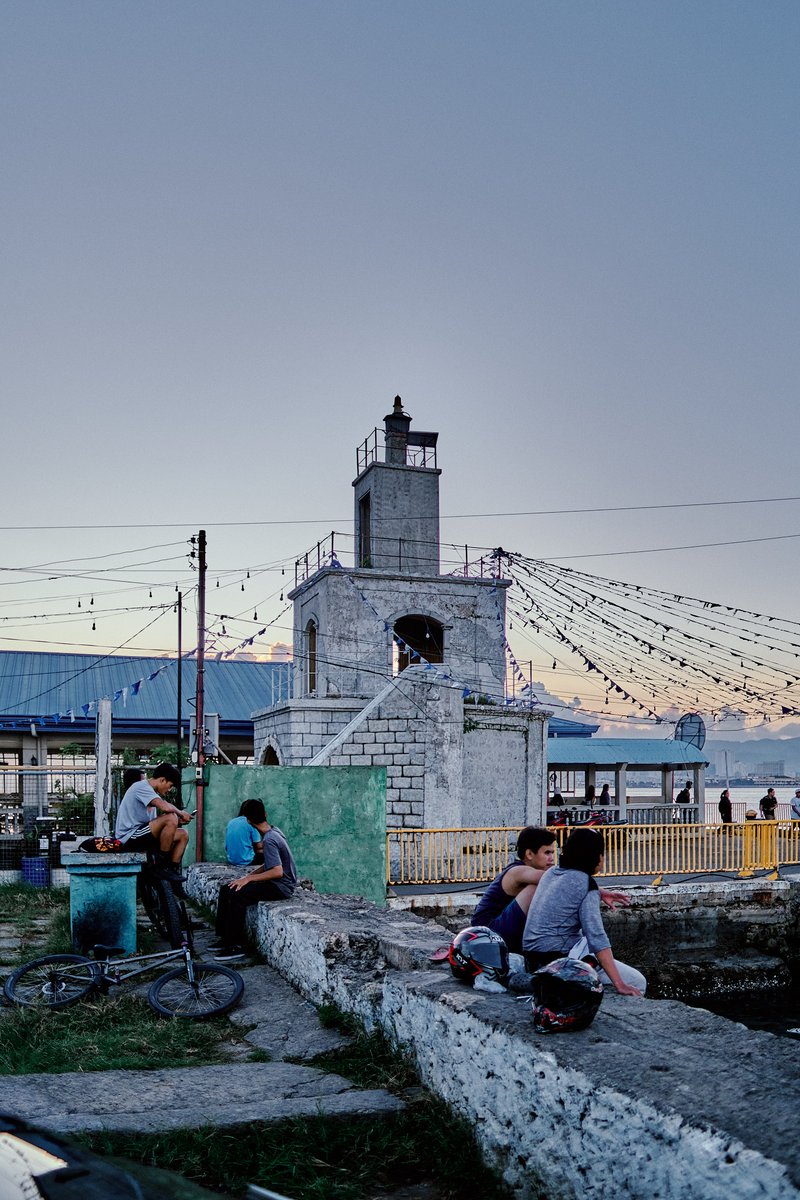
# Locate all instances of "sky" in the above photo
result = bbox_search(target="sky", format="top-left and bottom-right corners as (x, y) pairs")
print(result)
(2, 2), (799, 736)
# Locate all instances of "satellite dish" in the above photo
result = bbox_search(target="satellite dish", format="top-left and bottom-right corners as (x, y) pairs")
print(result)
(675, 712), (706, 750)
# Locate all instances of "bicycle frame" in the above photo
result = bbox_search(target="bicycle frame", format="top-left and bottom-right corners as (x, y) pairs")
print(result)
(94, 943), (196, 990)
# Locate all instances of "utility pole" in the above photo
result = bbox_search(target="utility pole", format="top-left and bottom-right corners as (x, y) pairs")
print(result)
(194, 531), (206, 861)
(176, 591), (182, 768)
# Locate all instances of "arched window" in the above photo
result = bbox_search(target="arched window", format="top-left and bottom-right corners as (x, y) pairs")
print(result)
(305, 619), (318, 695)
(393, 614), (444, 674)
(263, 745), (280, 766)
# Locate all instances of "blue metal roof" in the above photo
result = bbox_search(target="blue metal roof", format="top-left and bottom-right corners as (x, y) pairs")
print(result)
(548, 717), (599, 738)
(547, 738), (708, 767)
(0, 651), (291, 733)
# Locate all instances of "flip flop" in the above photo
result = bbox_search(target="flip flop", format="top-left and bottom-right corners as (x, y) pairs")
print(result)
(429, 945), (451, 962)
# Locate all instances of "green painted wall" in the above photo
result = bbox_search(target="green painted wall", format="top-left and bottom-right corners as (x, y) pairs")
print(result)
(181, 765), (386, 906)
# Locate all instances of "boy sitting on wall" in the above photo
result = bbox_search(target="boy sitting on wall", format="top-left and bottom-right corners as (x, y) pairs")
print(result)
(115, 762), (192, 882)
(211, 800), (297, 961)
(472, 826), (629, 954)
(225, 799), (265, 867)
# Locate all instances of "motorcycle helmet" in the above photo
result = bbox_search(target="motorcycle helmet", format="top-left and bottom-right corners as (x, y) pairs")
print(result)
(530, 957), (604, 1033)
(448, 926), (510, 987)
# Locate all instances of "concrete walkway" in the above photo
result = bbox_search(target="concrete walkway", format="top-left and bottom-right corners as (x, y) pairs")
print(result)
(0, 1060), (404, 1134)
(0, 924), (404, 1136)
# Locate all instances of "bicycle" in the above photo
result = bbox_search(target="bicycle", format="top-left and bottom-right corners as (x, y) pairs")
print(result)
(137, 855), (191, 949)
(3, 936), (244, 1020)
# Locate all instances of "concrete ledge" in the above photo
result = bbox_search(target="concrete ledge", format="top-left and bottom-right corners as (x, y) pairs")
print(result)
(390, 876), (800, 990)
(186, 864), (800, 1200)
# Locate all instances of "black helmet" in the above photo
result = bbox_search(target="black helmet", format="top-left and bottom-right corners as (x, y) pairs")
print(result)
(530, 957), (604, 1033)
(448, 926), (510, 987)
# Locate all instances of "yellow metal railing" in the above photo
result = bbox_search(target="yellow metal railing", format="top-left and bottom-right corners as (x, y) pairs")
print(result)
(386, 821), (800, 886)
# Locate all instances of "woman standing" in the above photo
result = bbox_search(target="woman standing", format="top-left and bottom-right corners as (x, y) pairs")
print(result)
(718, 789), (733, 828)
(522, 827), (645, 996)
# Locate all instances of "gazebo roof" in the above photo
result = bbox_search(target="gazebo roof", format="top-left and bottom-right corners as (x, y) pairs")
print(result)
(547, 738), (708, 769)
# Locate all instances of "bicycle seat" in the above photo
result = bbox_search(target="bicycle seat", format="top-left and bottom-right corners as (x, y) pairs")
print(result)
(92, 943), (126, 958)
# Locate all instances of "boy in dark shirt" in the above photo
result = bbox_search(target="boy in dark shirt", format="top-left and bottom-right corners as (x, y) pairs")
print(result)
(212, 801), (298, 961)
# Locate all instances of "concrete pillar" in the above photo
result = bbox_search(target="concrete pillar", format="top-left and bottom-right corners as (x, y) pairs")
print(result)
(662, 769), (673, 804)
(586, 767), (596, 798)
(524, 712), (549, 827)
(617, 766), (628, 820)
(21, 735), (48, 831)
(94, 699), (112, 836)
(420, 683), (465, 827)
(693, 765), (705, 824)
(63, 852), (145, 956)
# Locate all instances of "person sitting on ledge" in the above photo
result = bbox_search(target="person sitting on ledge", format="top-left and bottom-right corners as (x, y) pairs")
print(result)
(522, 827), (645, 997)
(225, 798), (265, 867)
(114, 762), (192, 882)
(212, 801), (297, 962)
(471, 826), (629, 955)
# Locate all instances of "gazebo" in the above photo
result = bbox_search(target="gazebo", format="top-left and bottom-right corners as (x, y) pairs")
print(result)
(547, 737), (709, 822)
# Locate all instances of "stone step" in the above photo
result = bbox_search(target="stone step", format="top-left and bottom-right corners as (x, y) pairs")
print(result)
(0, 1061), (404, 1134)
(228, 963), (351, 1060)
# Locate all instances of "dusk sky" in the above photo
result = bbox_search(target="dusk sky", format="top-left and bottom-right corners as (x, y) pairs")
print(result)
(2, 2), (799, 733)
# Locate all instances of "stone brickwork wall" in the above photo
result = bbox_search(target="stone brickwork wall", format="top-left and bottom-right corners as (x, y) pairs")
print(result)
(254, 675), (549, 830)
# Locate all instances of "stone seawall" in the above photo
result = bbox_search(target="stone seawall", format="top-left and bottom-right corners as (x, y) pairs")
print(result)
(187, 865), (800, 1200)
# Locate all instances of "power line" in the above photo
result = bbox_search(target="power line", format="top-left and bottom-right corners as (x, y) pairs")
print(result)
(2, 493), (800, 531)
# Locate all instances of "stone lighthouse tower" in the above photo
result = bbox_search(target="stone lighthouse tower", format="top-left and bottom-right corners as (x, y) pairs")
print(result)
(252, 397), (548, 831)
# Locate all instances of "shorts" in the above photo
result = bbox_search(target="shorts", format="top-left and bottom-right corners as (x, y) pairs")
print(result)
(486, 898), (526, 954)
(123, 832), (159, 853)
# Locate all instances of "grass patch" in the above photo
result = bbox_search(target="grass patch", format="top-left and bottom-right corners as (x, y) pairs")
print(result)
(0, 990), (251, 1075)
(0, 884), (72, 961)
(80, 1101), (510, 1200)
(309, 1004), (419, 1092)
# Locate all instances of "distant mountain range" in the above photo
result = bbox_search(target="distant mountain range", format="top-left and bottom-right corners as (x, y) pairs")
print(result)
(705, 737), (800, 774)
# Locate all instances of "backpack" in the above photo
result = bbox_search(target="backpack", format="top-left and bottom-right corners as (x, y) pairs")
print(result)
(79, 836), (124, 853)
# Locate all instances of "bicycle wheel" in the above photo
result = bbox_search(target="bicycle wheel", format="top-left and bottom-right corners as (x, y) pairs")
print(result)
(147, 963), (244, 1019)
(4, 954), (99, 1010)
(139, 872), (184, 948)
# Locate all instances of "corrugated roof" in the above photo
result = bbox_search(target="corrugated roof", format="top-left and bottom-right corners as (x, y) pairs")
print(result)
(0, 651), (291, 727)
(547, 738), (708, 767)
(548, 717), (599, 738)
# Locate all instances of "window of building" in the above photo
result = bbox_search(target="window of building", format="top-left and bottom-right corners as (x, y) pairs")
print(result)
(305, 619), (318, 695)
(393, 615), (444, 674)
(358, 492), (371, 567)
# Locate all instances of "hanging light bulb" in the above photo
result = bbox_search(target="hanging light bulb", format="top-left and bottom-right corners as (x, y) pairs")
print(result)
(91, 621), (96, 632)
(253, 611), (258, 621)
(90, 596), (94, 606)
(216, 580), (219, 588)
(149, 590), (153, 599)
(77, 600), (81, 609)
(552, 660), (556, 670)
(247, 570), (250, 579)
(241, 582), (245, 592)
(222, 625), (227, 636)
(279, 593), (283, 601)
